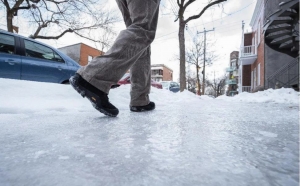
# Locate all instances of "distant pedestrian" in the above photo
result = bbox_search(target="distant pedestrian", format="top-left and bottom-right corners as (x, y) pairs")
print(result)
(70, 0), (160, 117)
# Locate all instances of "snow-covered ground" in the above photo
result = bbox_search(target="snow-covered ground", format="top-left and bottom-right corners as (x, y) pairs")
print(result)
(0, 78), (299, 186)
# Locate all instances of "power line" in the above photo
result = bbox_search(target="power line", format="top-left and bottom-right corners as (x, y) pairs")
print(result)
(197, 28), (215, 95)
(168, 0), (178, 16)
(154, 1), (255, 40)
(153, 19), (250, 43)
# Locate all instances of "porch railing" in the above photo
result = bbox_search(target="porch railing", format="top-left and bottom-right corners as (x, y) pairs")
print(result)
(226, 67), (236, 72)
(241, 45), (256, 57)
(242, 86), (251, 92)
(267, 58), (299, 91)
(226, 79), (237, 84)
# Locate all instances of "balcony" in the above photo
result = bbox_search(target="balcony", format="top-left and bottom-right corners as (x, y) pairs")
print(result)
(226, 79), (237, 85)
(232, 70), (239, 77)
(242, 86), (251, 93)
(240, 45), (257, 65)
(226, 67), (236, 72)
(151, 74), (163, 78)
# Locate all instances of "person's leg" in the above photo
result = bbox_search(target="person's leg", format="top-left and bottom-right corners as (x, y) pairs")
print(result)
(115, 0), (152, 106)
(118, 0), (153, 107)
(77, 0), (160, 94)
(116, 0), (132, 28)
(130, 47), (151, 106)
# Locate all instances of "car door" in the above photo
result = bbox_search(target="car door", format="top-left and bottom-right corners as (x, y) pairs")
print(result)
(21, 39), (69, 83)
(0, 33), (21, 79)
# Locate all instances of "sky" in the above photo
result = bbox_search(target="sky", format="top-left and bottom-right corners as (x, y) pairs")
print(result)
(0, 0), (257, 82)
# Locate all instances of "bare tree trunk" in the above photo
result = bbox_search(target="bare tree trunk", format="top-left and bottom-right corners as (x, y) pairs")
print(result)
(196, 66), (201, 95)
(176, 0), (227, 92)
(6, 11), (14, 32)
(179, 19), (186, 92)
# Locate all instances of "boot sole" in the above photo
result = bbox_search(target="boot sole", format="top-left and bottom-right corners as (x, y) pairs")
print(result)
(130, 108), (155, 112)
(70, 77), (117, 117)
(130, 106), (155, 112)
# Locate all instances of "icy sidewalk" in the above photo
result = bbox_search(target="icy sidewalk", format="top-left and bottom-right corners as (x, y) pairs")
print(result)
(0, 78), (299, 186)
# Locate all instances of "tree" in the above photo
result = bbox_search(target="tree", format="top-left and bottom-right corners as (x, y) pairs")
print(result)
(186, 73), (197, 94)
(1, 0), (117, 43)
(186, 39), (204, 95)
(176, 0), (227, 92)
(206, 73), (227, 97)
(186, 37), (216, 95)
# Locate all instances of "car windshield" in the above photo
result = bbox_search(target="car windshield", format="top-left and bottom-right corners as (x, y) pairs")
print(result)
(160, 82), (169, 88)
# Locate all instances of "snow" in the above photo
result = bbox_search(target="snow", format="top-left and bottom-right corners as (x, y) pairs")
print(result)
(0, 78), (299, 186)
(217, 88), (299, 105)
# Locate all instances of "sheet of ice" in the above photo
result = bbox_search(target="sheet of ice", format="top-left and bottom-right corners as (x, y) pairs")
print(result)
(0, 78), (299, 186)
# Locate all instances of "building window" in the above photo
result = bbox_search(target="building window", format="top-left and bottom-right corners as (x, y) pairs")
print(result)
(253, 67), (257, 88)
(257, 63), (260, 86)
(152, 69), (163, 76)
(258, 21), (261, 45)
(88, 55), (93, 63)
(231, 59), (237, 67)
(251, 70), (254, 90)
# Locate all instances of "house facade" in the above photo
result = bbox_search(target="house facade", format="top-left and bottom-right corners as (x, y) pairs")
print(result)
(58, 43), (104, 66)
(263, 0), (299, 90)
(151, 64), (173, 82)
(226, 51), (239, 96)
(238, 0), (298, 93)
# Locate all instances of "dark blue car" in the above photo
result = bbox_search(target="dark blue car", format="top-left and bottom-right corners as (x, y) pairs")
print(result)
(0, 30), (80, 84)
(160, 81), (180, 93)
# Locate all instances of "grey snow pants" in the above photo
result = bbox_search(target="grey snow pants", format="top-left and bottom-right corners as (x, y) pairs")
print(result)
(77, 0), (160, 106)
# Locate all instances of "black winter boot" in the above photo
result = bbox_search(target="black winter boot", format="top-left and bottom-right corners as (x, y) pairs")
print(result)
(70, 73), (119, 117)
(130, 102), (155, 112)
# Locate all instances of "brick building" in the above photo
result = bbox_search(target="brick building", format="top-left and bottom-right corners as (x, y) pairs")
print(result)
(151, 64), (173, 82)
(226, 51), (239, 96)
(238, 0), (298, 93)
(58, 43), (104, 66)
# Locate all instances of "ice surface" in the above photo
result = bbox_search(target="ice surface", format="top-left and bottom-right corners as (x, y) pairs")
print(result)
(0, 78), (299, 186)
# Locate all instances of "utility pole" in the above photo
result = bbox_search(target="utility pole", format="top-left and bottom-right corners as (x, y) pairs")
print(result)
(197, 28), (215, 95)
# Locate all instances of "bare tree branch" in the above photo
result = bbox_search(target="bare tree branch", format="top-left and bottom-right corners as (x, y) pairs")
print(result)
(184, 0), (227, 23)
(3, 0), (10, 10)
(175, 0), (227, 91)
(183, 0), (195, 13)
(30, 28), (73, 39)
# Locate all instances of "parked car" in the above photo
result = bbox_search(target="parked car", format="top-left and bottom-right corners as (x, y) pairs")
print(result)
(0, 30), (80, 84)
(112, 73), (162, 89)
(160, 81), (180, 93)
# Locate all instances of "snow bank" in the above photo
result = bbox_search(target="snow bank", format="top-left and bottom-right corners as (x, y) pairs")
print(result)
(216, 88), (299, 105)
(0, 78), (298, 115)
(0, 78), (200, 114)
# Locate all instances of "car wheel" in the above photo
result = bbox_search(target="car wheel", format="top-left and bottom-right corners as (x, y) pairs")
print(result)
(62, 80), (70, 85)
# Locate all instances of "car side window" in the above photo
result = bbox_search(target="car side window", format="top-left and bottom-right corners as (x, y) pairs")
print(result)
(0, 33), (15, 54)
(170, 82), (179, 88)
(24, 40), (64, 63)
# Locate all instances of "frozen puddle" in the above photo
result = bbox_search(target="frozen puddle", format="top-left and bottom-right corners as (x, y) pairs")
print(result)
(259, 131), (278, 138)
